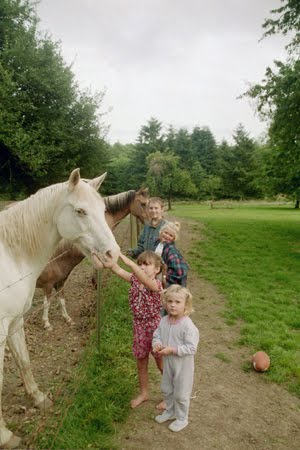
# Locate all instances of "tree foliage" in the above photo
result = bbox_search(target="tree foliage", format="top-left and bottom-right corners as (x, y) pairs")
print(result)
(0, 0), (108, 196)
(245, 1), (300, 203)
(2, 1), (298, 203)
(262, 0), (300, 53)
(146, 151), (197, 209)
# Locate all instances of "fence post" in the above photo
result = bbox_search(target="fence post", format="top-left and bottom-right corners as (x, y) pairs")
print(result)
(96, 270), (102, 349)
(130, 214), (138, 248)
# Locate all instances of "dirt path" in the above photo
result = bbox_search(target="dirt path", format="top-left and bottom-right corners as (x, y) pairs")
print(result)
(117, 218), (300, 450)
(2, 217), (300, 449)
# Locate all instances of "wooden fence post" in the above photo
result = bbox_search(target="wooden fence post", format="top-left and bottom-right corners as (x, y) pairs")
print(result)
(96, 270), (102, 349)
(130, 214), (138, 248)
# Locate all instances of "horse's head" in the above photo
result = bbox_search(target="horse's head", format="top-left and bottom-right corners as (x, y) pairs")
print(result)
(131, 188), (150, 224)
(56, 169), (120, 265)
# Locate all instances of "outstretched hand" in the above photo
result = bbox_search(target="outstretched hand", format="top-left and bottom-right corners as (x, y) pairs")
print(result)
(92, 253), (117, 270)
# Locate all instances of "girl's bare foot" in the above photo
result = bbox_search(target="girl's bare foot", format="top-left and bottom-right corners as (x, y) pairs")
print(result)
(131, 393), (149, 408)
(156, 400), (166, 410)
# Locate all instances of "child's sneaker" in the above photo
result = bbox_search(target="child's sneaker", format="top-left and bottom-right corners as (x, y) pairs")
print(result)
(168, 419), (188, 432)
(155, 411), (176, 424)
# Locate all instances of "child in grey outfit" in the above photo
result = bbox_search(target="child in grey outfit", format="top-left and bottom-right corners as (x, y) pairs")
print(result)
(152, 285), (199, 432)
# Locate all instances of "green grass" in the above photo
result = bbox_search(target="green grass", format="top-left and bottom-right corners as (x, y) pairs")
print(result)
(173, 202), (300, 397)
(214, 352), (231, 363)
(32, 273), (136, 449)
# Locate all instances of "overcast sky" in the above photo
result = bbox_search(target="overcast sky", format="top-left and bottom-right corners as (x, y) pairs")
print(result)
(36, 0), (288, 145)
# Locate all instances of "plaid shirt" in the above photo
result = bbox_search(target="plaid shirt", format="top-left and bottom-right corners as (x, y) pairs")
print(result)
(161, 242), (189, 286)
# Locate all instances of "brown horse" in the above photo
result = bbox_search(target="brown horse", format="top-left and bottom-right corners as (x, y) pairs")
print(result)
(36, 188), (149, 329)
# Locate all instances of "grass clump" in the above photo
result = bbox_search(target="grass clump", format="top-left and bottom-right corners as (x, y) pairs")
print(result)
(215, 352), (231, 363)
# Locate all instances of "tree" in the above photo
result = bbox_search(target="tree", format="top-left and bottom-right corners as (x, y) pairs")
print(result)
(128, 117), (165, 187)
(244, 1), (300, 205)
(217, 125), (260, 199)
(171, 127), (192, 168)
(0, 0), (108, 195)
(190, 126), (217, 175)
(104, 143), (136, 194)
(262, 0), (300, 53)
(146, 151), (197, 209)
(199, 175), (222, 204)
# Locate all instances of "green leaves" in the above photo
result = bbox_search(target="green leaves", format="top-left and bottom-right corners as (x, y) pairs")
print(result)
(262, 0), (300, 54)
(244, 2), (300, 202)
(0, 0), (108, 195)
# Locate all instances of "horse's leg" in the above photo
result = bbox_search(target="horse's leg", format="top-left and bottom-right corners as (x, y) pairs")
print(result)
(59, 289), (74, 325)
(42, 288), (53, 330)
(54, 281), (74, 325)
(0, 334), (21, 448)
(7, 319), (52, 410)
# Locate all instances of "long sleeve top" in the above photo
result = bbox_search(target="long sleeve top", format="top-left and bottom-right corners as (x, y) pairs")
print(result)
(130, 219), (167, 258)
(152, 315), (199, 357)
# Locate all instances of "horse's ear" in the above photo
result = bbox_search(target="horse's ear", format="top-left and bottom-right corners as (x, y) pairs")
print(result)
(69, 168), (81, 190)
(88, 172), (107, 191)
(139, 187), (149, 196)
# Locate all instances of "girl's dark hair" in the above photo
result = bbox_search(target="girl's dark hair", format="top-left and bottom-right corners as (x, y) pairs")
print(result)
(137, 251), (162, 272)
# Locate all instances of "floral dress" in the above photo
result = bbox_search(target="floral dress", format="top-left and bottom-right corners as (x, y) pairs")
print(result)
(129, 274), (162, 359)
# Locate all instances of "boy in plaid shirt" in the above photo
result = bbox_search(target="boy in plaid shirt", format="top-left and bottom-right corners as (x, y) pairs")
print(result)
(155, 221), (189, 287)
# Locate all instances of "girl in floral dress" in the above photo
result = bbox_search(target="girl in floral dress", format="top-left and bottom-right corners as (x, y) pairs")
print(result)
(92, 250), (163, 408)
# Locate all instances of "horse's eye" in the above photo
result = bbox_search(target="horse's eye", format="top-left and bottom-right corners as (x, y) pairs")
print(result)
(75, 208), (86, 217)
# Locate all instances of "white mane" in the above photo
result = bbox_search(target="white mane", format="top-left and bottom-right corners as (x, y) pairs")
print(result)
(0, 183), (66, 258)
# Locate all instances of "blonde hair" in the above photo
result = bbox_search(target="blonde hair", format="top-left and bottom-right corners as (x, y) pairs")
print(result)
(137, 250), (162, 273)
(160, 221), (181, 241)
(161, 284), (194, 315)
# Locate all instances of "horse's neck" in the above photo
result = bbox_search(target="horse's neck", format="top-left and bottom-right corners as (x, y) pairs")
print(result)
(106, 207), (130, 230)
(62, 246), (85, 266)
(34, 227), (62, 272)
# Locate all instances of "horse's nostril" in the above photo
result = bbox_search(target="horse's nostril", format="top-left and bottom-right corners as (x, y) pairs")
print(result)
(105, 250), (113, 260)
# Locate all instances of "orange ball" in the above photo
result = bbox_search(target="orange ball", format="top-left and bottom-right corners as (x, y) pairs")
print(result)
(252, 351), (270, 372)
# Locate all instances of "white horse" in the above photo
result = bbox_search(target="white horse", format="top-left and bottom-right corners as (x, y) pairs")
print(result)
(0, 168), (120, 448)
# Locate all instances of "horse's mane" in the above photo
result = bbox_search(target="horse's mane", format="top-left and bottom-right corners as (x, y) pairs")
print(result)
(0, 183), (65, 257)
(104, 190), (136, 214)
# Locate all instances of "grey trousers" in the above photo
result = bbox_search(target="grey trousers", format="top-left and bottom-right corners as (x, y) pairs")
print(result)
(161, 356), (194, 421)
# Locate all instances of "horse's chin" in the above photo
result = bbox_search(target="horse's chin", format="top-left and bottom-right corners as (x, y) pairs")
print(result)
(91, 252), (104, 269)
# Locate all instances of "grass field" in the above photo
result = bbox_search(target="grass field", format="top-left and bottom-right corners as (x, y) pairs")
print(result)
(173, 201), (300, 397)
